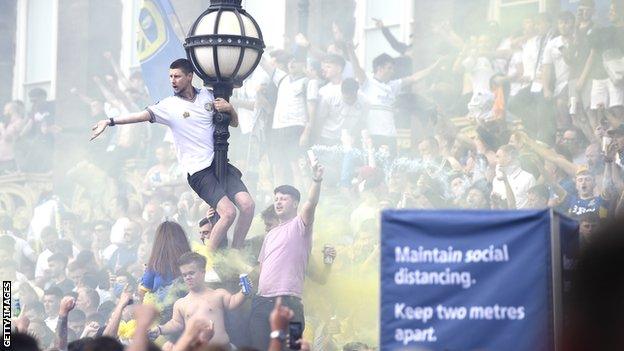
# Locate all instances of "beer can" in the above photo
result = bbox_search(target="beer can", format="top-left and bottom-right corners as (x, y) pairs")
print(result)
(323, 245), (334, 265)
(239, 273), (252, 296)
(569, 96), (578, 115)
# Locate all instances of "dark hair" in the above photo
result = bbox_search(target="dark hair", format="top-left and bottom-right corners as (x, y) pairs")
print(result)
(83, 336), (124, 351)
(80, 273), (99, 289)
(148, 221), (192, 277)
(69, 338), (93, 351)
(74, 250), (97, 266)
(261, 205), (277, 223)
(81, 288), (100, 309)
(322, 54), (346, 69)
(199, 215), (217, 228)
(28, 87), (47, 99)
(51, 239), (73, 258)
(44, 287), (63, 298)
(372, 53), (394, 72)
(48, 253), (69, 266)
(341, 78), (359, 95)
(269, 49), (292, 67)
(177, 252), (206, 270)
(170, 58), (194, 75)
(11, 332), (40, 351)
(274, 185), (301, 202)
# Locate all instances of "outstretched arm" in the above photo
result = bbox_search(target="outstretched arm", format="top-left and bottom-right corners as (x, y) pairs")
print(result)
(90, 110), (151, 140)
(401, 59), (441, 88)
(346, 43), (367, 85)
(301, 161), (324, 227)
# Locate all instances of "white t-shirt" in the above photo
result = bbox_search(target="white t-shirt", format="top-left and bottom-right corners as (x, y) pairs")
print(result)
(318, 82), (368, 140)
(360, 74), (402, 137)
(491, 165), (536, 209)
(462, 56), (495, 96)
(147, 87), (216, 176)
(508, 51), (524, 96)
(271, 69), (313, 129)
(522, 36), (541, 82)
(542, 35), (571, 96)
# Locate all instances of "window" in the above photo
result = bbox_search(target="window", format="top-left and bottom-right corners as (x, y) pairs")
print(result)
(489, 0), (544, 35)
(13, 0), (58, 101)
(354, 0), (413, 71)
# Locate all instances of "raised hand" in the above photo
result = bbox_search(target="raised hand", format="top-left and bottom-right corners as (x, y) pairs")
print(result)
(59, 296), (76, 317)
(90, 120), (109, 141)
(269, 297), (294, 332)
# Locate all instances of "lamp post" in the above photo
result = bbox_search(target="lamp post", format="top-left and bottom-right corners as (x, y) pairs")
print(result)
(184, 0), (264, 184)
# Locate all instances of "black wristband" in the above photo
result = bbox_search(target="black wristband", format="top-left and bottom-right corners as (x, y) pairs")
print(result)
(109, 117), (115, 127)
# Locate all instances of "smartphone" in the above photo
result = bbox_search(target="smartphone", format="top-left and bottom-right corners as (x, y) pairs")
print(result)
(307, 149), (317, 166)
(288, 321), (303, 350)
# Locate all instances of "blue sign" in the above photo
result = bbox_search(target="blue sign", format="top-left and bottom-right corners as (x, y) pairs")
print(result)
(380, 209), (578, 351)
(137, 0), (186, 102)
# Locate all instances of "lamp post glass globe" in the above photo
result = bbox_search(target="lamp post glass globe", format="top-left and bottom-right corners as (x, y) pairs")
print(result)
(184, 0), (264, 183)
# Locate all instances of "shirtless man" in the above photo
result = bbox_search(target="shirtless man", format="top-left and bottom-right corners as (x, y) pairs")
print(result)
(149, 252), (246, 347)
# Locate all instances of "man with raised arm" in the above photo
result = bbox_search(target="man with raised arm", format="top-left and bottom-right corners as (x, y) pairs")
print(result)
(91, 58), (255, 250)
(248, 159), (324, 350)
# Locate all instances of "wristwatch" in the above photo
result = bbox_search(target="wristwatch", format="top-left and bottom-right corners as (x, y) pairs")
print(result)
(270, 330), (286, 341)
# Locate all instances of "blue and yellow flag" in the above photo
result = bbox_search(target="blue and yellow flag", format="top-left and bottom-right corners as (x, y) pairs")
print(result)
(137, 0), (186, 102)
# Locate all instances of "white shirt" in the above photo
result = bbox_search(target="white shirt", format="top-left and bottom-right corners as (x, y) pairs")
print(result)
(492, 164), (536, 209)
(147, 87), (216, 176)
(271, 69), (313, 129)
(28, 198), (58, 242)
(35, 250), (53, 278)
(318, 83), (368, 140)
(109, 217), (129, 246)
(542, 35), (571, 96)
(522, 36), (540, 82)
(45, 316), (59, 331)
(360, 74), (402, 137)
(462, 56), (495, 96)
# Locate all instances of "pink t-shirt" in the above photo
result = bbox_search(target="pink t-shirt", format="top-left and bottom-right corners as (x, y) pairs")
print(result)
(257, 215), (312, 298)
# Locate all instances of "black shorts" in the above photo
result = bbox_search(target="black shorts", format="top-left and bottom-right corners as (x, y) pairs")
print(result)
(187, 163), (248, 208)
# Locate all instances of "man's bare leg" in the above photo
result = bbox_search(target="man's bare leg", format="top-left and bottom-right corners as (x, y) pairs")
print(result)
(231, 191), (255, 248)
(208, 196), (237, 250)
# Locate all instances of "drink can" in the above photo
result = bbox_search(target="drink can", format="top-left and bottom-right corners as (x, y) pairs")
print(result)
(323, 245), (334, 265)
(569, 96), (578, 115)
(14, 298), (21, 318)
(239, 273), (252, 296)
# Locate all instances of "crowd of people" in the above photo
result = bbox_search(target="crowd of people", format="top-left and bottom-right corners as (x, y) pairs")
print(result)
(2, 0), (624, 350)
